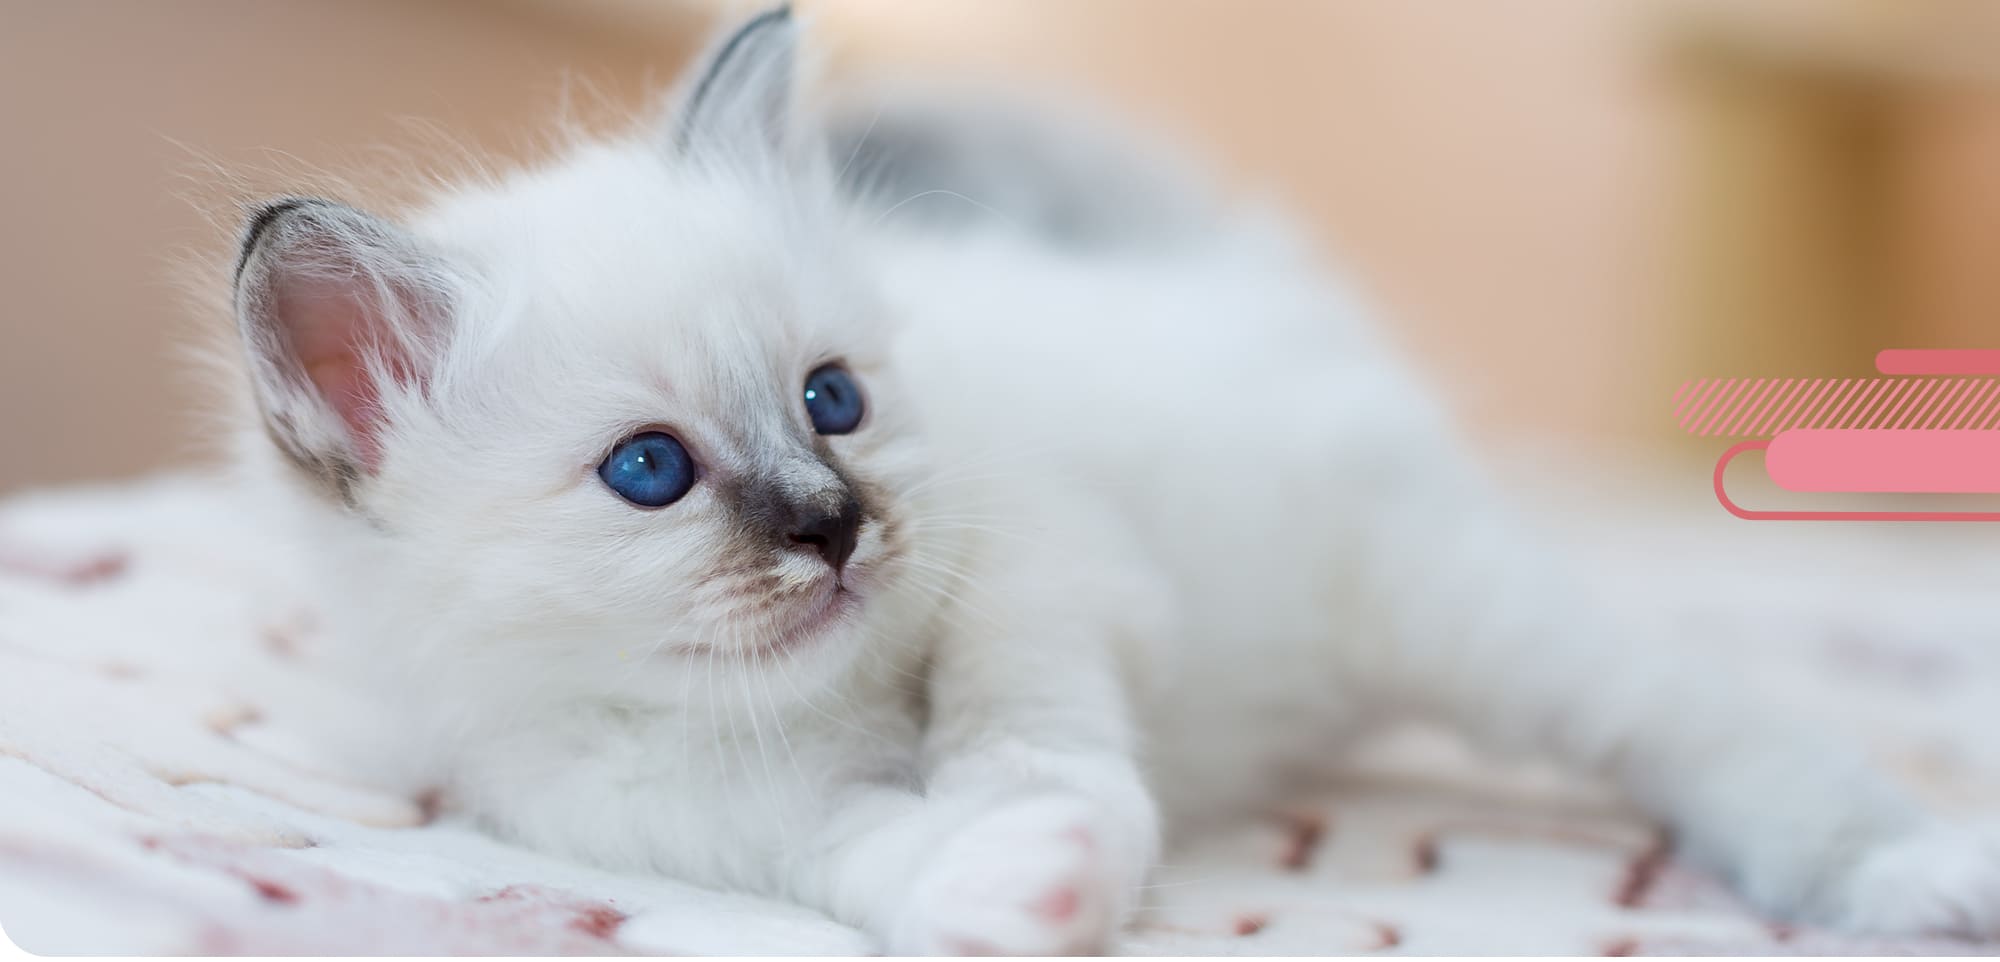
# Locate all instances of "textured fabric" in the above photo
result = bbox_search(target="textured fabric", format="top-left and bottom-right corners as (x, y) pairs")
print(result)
(1, 471), (1996, 955)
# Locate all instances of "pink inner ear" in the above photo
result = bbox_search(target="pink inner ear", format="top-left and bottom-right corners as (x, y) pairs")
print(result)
(274, 275), (419, 471)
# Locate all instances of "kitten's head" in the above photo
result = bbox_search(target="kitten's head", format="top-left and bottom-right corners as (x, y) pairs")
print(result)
(232, 9), (938, 706)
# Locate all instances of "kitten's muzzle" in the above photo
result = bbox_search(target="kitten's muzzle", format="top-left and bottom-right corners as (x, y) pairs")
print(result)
(726, 456), (869, 574)
(786, 495), (862, 572)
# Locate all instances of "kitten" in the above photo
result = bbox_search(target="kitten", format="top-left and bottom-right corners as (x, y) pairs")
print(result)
(227, 7), (2000, 954)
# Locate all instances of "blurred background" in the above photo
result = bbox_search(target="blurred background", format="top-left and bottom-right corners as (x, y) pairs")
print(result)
(5, 0), (2000, 496)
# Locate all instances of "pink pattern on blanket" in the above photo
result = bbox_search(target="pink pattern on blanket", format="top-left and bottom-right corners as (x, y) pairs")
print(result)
(0, 543), (127, 586)
(147, 837), (630, 955)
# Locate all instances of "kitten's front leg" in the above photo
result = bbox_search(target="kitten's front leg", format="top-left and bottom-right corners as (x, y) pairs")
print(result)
(796, 675), (1155, 954)
(891, 670), (1157, 953)
(874, 551), (1164, 955)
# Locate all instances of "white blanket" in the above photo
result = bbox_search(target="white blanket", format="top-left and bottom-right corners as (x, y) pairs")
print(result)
(2, 470), (1997, 955)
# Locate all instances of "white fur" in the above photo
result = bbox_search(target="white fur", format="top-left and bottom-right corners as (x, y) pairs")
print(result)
(229, 10), (2000, 953)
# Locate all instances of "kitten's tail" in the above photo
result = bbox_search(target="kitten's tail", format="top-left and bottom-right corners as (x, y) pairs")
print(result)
(829, 83), (1226, 252)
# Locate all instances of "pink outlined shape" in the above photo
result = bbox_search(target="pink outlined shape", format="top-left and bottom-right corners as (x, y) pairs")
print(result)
(1712, 440), (2000, 521)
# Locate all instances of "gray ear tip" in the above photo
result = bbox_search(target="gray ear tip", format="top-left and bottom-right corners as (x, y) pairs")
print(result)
(707, 4), (798, 68)
(235, 196), (334, 282)
(710, 3), (801, 74)
(745, 4), (795, 32)
(672, 5), (804, 155)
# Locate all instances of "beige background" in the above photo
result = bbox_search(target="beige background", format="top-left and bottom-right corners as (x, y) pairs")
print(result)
(5, 0), (1999, 495)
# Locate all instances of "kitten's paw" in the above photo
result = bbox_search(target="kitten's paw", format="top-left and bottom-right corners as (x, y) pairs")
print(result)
(890, 795), (1135, 956)
(1828, 823), (2000, 940)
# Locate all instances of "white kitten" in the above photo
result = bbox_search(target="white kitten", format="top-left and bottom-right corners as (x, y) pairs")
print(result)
(227, 8), (2000, 954)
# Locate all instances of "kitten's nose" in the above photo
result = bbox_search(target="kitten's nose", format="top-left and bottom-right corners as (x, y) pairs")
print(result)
(787, 497), (862, 571)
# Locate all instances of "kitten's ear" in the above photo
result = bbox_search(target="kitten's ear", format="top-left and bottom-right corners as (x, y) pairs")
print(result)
(233, 198), (457, 488)
(668, 6), (806, 165)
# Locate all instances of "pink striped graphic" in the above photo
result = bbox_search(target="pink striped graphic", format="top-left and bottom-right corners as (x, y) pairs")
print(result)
(1705, 378), (1747, 435)
(1720, 378), (1775, 436)
(1797, 378), (1850, 429)
(1932, 379), (1976, 428)
(1951, 380), (1998, 429)
(1763, 377), (1805, 431)
(1910, 378), (1955, 430)
(1856, 379), (1909, 429)
(1836, 378), (1878, 425)
(1770, 378), (1825, 435)
(1883, 378), (1935, 430)
(1835, 379), (1886, 429)
(1676, 378), (1722, 430)
(1676, 376), (2000, 436)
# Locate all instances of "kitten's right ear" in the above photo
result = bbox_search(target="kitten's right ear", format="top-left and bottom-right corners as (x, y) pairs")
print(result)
(233, 198), (457, 494)
(667, 5), (804, 165)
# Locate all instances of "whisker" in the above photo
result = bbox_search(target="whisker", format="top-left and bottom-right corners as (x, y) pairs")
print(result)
(834, 104), (886, 184)
(730, 625), (793, 848)
(872, 188), (1014, 229)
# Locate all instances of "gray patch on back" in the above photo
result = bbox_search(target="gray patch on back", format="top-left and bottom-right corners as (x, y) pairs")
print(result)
(830, 91), (1221, 252)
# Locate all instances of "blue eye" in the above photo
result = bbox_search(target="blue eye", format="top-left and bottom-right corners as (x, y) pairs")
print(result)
(598, 432), (696, 508)
(804, 365), (864, 435)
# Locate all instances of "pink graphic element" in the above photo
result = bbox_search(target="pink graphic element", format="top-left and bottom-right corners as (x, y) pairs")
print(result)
(1911, 380), (1948, 429)
(1831, 379), (1881, 428)
(1685, 358), (2000, 519)
(1946, 380), (1990, 429)
(1837, 379), (1879, 423)
(1674, 378), (1718, 428)
(1695, 378), (1750, 435)
(1981, 384), (2000, 429)
(1747, 378), (1800, 436)
(1673, 376), (2000, 437)
(1875, 349), (2000, 375)
(1872, 380), (1920, 430)
(1965, 380), (2000, 427)
(1853, 379), (1903, 429)
(1941, 379), (1982, 427)
(1792, 378), (1832, 432)
(1772, 378), (1824, 432)
(1712, 440), (2000, 522)
(1767, 430), (2000, 493)
(1719, 378), (1774, 436)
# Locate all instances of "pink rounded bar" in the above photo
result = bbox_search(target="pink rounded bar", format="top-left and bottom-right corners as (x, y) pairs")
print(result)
(1713, 440), (2000, 520)
(1766, 429), (2000, 493)
(1875, 349), (2000, 376)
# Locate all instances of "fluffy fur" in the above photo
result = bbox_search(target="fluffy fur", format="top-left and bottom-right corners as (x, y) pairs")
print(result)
(226, 8), (2000, 954)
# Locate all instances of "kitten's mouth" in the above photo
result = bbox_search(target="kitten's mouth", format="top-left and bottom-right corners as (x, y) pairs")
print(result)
(761, 582), (857, 656)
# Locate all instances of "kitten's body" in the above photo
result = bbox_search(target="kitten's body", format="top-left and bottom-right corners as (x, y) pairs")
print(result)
(230, 10), (2000, 954)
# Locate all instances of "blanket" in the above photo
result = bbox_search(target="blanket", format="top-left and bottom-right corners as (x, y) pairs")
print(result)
(3, 469), (1997, 955)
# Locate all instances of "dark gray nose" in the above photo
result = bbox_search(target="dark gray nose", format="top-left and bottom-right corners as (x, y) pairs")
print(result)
(788, 495), (862, 571)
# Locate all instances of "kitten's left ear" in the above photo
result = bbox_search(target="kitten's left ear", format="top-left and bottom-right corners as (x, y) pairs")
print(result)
(667, 5), (810, 166)
(232, 198), (459, 491)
